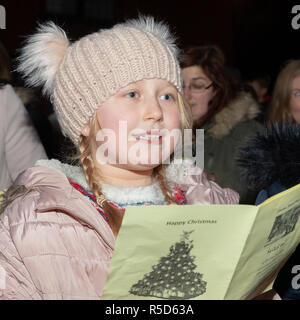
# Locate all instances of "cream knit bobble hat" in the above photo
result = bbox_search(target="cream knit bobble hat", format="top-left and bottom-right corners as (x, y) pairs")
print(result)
(17, 16), (182, 145)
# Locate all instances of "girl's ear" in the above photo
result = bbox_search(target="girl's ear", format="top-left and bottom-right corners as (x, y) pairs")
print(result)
(81, 125), (90, 137)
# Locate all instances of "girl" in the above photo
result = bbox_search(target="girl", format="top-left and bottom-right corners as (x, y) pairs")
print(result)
(181, 45), (263, 204)
(267, 59), (300, 124)
(0, 17), (238, 300)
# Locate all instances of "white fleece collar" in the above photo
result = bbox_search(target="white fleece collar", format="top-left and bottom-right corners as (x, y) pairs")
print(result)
(35, 159), (191, 205)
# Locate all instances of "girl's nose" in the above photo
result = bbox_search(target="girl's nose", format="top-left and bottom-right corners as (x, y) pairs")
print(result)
(143, 99), (163, 122)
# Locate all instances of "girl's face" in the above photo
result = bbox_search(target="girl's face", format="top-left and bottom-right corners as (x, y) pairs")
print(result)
(95, 78), (181, 170)
(182, 65), (215, 124)
(290, 75), (300, 122)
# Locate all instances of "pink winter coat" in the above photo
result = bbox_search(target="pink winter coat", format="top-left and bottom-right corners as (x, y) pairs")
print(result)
(0, 160), (239, 300)
(0, 84), (47, 189)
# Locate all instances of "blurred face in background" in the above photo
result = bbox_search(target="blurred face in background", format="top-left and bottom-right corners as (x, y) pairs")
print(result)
(290, 75), (300, 122)
(246, 80), (267, 104)
(182, 65), (215, 124)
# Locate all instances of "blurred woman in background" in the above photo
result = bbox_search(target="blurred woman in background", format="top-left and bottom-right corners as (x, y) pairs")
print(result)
(181, 45), (263, 204)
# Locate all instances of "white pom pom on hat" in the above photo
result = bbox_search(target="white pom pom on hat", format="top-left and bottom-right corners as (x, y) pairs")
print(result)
(17, 21), (69, 97)
(17, 16), (182, 145)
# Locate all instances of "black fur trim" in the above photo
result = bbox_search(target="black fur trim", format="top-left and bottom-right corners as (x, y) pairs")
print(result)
(237, 122), (300, 189)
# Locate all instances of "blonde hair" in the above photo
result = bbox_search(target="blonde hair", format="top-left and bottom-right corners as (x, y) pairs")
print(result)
(268, 60), (300, 124)
(78, 91), (192, 237)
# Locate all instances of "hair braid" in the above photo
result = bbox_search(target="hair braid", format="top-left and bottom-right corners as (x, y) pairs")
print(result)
(78, 134), (124, 238)
(154, 165), (175, 204)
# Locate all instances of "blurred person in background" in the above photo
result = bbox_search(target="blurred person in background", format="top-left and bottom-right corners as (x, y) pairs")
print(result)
(236, 61), (300, 299)
(244, 72), (271, 105)
(267, 59), (300, 125)
(181, 45), (264, 204)
(1, 40), (54, 158)
(244, 72), (271, 124)
(238, 60), (300, 204)
(0, 41), (47, 190)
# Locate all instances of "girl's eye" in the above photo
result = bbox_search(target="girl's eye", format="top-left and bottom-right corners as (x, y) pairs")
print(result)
(295, 91), (300, 97)
(125, 92), (139, 98)
(160, 94), (173, 100)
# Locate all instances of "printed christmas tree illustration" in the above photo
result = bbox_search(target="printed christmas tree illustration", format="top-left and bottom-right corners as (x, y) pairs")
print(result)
(129, 230), (207, 299)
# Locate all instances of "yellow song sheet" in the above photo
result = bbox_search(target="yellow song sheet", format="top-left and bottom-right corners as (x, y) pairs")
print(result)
(102, 184), (300, 300)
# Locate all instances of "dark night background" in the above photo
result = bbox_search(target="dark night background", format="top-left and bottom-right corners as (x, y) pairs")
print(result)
(1, 0), (300, 92)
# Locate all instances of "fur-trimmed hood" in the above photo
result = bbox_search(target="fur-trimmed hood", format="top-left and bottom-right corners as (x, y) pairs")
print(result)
(237, 123), (300, 190)
(208, 93), (261, 139)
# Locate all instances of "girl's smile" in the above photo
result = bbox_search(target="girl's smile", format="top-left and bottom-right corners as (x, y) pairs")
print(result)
(132, 129), (169, 145)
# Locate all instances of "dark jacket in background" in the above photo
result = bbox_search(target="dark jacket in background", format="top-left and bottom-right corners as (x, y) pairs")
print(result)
(202, 93), (264, 204)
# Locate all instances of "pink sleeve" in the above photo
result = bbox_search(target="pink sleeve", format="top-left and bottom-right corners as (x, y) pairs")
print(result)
(0, 212), (40, 299)
(178, 161), (240, 205)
